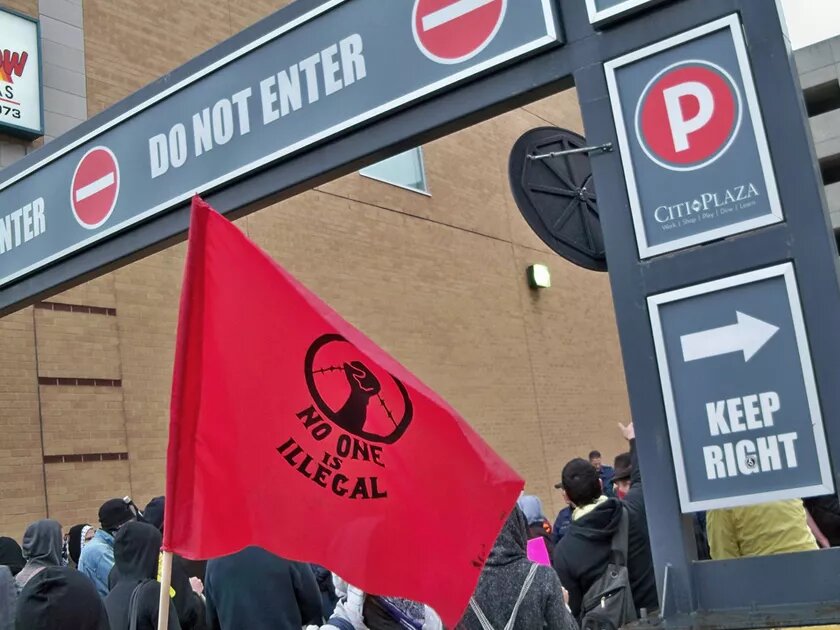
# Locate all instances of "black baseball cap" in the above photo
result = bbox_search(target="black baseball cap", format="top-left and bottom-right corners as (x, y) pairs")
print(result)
(99, 498), (134, 532)
(560, 458), (602, 507)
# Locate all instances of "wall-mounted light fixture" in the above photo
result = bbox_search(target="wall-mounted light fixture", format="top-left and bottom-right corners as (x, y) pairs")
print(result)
(527, 264), (551, 289)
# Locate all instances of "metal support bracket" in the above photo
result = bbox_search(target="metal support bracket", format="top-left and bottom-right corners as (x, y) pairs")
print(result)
(527, 142), (614, 160)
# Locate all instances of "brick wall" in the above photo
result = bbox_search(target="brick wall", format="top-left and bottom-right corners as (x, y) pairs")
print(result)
(40, 386), (127, 456)
(34, 308), (121, 379)
(0, 309), (45, 537)
(0, 0), (630, 537)
(44, 460), (131, 526)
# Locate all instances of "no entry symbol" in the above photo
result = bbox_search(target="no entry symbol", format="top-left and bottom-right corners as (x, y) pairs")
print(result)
(71, 146), (120, 230)
(412, 0), (507, 65)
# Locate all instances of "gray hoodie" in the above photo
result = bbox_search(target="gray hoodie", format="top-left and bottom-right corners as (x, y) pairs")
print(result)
(0, 566), (15, 630)
(459, 507), (578, 630)
(15, 520), (63, 594)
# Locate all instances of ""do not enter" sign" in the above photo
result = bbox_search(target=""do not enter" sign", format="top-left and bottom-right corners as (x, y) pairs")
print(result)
(70, 146), (120, 230)
(412, 0), (507, 64)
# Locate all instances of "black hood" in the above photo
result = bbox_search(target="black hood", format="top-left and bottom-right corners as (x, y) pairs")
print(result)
(141, 496), (165, 532)
(0, 536), (24, 575)
(114, 521), (162, 581)
(486, 506), (528, 567)
(15, 566), (110, 630)
(66, 524), (92, 566)
(567, 498), (623, 542)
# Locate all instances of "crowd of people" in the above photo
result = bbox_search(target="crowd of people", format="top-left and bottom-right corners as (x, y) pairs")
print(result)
(2, 422), (838, 630)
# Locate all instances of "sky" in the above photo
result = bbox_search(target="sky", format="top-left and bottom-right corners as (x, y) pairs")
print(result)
(779, 0), (840, 49)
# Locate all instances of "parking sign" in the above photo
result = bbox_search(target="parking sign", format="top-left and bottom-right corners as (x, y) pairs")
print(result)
(605, 15), (783, 258)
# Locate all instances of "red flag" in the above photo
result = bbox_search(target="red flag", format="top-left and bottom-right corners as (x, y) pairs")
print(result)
(164, 197), (524, 625)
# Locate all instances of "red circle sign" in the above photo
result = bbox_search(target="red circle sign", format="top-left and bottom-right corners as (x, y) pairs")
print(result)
(71, 146), (120, 229)
(635, 61), (742, 171)
(412, 0), (507, 65)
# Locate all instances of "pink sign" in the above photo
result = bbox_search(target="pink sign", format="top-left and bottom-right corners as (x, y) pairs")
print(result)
(527, 537), (551, 566)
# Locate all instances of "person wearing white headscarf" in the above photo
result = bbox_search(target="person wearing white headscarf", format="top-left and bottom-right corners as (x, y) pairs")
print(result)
(64, 523), (94, 568)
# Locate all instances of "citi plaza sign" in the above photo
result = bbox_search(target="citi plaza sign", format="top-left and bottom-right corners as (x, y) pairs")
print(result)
(606, 15), (783, 258)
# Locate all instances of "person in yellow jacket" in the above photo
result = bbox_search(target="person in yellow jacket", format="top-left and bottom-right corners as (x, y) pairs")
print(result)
(709, 500), (840, 630)
(707, 499), (817, 560)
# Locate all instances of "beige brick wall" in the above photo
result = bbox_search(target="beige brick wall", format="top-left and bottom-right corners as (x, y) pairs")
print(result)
(511, 246), (629, 515)
(0, 1), (631, 538)
(34, 309), (121, 379)
(83, 0), (292, 115)
(0, 309), (46, 537)
(114, 244), (185, 507)
(45, 461), (132, 527)
(54, 275), (118, 310)
(40, 386), (127, 456)
(0, 0), (80, 537)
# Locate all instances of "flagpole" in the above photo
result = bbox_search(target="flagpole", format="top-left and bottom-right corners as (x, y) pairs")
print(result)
(157, 551), (173, 630)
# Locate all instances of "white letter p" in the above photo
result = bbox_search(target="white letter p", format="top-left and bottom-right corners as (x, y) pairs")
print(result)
(663, 81), (714, 153)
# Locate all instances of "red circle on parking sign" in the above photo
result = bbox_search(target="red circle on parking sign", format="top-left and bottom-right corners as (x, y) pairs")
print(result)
(70, 146), (120, 229)
(635, 61), (742, 171)
(413, 0), (507, 65)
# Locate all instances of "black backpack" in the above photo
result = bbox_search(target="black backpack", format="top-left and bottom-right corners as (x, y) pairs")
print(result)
(580, 506), (637, 630)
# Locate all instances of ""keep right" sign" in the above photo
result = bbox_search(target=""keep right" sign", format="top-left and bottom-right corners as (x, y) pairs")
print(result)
(605, 15), (783, 259)
(648, 263), (833, 512)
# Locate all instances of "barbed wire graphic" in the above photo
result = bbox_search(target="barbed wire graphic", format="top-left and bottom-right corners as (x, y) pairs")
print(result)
(312, 364), (344, 375)
(377, 394), (397, 429)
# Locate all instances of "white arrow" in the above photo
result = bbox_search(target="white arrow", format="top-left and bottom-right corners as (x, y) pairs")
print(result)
(680, 311), (779, 363)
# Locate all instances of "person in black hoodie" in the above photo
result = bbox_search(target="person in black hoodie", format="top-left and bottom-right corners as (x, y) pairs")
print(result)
(309, 564), (338, 621)
(0, 537), (23, 630)
(204, 546), (322, 630)
(104, 521), (180, 630)
(615, 423), (658, 612)
(15, 565), (111, 630)
(552, 430), (658, 620)
(140, 497), (205, 582)
(121, 497), (205, 630)
(1, 567), (15, 630)
(0, 538), (24, 577)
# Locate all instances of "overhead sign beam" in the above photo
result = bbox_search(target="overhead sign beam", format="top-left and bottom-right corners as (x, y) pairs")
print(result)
(0, 0), (559, 295)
